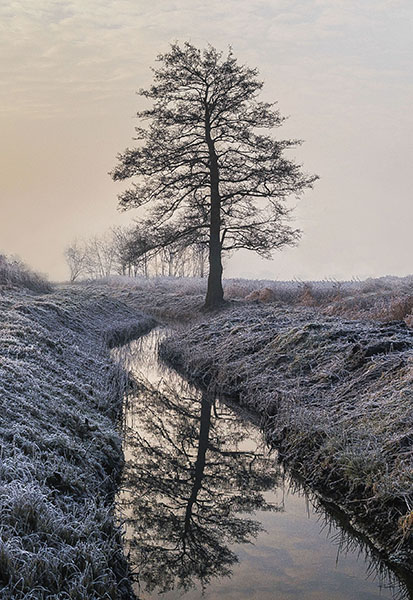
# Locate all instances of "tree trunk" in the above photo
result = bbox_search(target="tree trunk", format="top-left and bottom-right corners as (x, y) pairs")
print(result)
(205, 200), (223, 308)
(204, 111), (224, 309)
(143, 253), (148, 278)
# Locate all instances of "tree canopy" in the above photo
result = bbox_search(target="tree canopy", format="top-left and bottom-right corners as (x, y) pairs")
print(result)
(112, 42), (317, 307)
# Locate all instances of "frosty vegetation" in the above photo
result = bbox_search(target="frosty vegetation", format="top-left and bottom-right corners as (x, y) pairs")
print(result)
(96, 273), (413, 326)
(0, 257), (154, 599)
(2, 255), (413, 595)
(92, 274), (413, 574)
(0, 254), (52, 294)
(158, 303), (413, 574)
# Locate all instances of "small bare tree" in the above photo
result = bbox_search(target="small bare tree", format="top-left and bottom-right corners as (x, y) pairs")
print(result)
(64, 241), (87, 282)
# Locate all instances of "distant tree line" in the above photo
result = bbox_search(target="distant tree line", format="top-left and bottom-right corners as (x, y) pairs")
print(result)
(64, 225), (208, 282)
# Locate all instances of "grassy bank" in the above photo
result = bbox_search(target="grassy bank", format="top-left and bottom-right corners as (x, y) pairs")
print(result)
(78, 275), (413, 576)
(159, 303), (413, 575)
(94, 273), (413, 326)
(0, 268), (154, 598)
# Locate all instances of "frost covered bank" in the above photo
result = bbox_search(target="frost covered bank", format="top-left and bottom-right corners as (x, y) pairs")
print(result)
(160, 304), (413, 574)
(0, 283), (154, 599)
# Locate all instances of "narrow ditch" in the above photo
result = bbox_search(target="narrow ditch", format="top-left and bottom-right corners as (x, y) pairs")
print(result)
(114, 328), (413, 600)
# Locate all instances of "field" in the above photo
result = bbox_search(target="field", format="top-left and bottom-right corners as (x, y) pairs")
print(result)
(1, 259), (413, 596)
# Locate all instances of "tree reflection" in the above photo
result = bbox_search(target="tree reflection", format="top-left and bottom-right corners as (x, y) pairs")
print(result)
(119, 377), (281, 595)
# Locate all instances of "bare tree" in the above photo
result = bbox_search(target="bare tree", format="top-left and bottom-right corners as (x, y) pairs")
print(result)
(110, 226), (136, 275)
(64, 241), (86, 282)
(111, 42), (317, 308)
(65, 232), (123, 281)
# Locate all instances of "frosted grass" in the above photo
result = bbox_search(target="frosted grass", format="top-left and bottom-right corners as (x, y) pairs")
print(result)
(0, 275), (154, 598)
(95, 274), (413, 325)
(0, 254), (52, 294)
(159, 303), (413, 575)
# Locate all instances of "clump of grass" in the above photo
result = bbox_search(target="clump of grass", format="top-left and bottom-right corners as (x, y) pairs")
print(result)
(159, 303), (413, 571)
(380, 296), (413, 322)
(0, 284), (154, 598)
(0, 254), (52, 294)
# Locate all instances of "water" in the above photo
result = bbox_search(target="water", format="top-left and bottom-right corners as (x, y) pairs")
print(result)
(114, 328), (412, 600)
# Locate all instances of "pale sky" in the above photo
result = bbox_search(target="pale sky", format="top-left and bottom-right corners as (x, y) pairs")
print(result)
(1, 0), (412, 282)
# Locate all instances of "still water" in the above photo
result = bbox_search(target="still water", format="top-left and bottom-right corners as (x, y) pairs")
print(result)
(114, 328), (412, 600)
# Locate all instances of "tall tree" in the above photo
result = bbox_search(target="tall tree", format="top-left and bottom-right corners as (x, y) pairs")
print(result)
(111, 42), (317, 308)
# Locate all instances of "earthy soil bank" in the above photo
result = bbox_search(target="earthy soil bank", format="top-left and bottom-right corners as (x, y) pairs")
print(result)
(159, 303), (413, 575)
(0, 284), (154, 599)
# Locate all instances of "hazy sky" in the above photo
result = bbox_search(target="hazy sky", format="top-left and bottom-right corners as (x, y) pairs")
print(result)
(1, 0), (412, 282)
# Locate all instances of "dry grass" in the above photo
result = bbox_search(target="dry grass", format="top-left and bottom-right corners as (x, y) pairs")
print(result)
(95, 274), (413, 328)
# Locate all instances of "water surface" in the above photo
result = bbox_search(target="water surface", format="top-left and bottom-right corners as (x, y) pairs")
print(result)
(115, 329), (412, 600)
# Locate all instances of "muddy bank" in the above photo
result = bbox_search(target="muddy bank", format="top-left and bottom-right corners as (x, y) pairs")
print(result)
(159, 304), (413, 575)
(0, 284), (155, 599)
